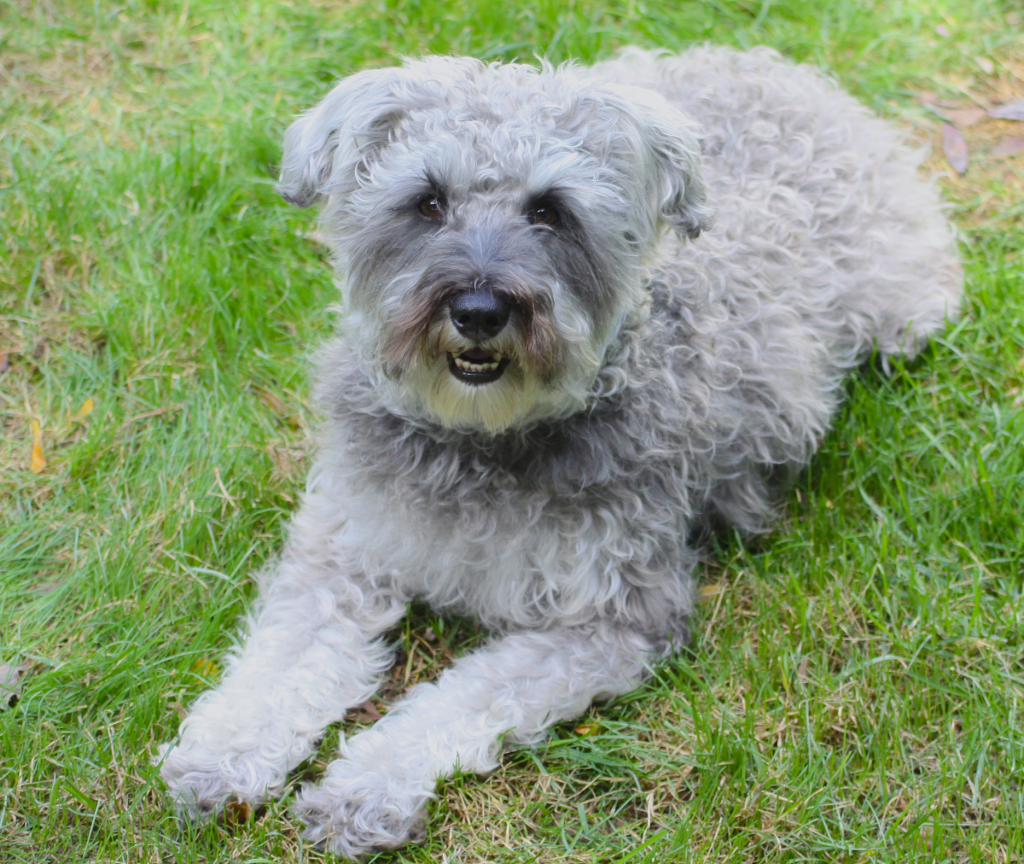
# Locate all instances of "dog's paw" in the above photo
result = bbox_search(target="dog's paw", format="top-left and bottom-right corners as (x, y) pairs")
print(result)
(293, 769), (430, 860)
(157, 741), (277, 821)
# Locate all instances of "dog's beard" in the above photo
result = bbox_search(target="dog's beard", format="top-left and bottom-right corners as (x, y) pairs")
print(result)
(380, 313), (603, 434)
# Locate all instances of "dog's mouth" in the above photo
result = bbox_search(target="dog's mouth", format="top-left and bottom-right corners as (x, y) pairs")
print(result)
(446, 348), (511, 385)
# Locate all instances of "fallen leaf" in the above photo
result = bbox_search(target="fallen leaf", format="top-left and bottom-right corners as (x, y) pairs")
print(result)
(347, 700), (383, 723)
(0, 663), (28, 708)
(191, 658), (220, 679)
(0, 351), (8, 372)
(574, 723), (600, 736)
(698, 583), (725, 603)
(70, 397), (94, 422)
(944, 107), (987, 129)
(223, 800), (252, 825)
(30, 420), (46, 473)
(992, 136), (1024, 156)
(797, 656), (810, 685)
(990, 100), (1024, 121)
(942, 123), (969, 174)
(31, 339), (47, 359)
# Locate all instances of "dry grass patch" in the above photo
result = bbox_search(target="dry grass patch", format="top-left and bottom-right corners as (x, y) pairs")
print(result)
(906, 34), (1024, 231)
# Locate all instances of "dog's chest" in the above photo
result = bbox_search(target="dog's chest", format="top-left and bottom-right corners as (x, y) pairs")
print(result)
(313, 415), (694, 629)
(324, 477), (604, 628)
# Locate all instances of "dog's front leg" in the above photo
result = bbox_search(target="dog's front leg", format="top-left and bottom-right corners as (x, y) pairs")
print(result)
(159, 507), (406, 820)
(295, 625), (656, 858)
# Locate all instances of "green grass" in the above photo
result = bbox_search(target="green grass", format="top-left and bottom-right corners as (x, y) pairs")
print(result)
(2, 0), (1023, 861)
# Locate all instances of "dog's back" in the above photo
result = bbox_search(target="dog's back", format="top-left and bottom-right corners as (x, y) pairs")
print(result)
(598, 47), (961, 358)
(591, 47), (961, 531)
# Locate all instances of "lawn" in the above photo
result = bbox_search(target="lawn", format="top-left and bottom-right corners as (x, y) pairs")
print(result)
(1, 0), (1023, 862)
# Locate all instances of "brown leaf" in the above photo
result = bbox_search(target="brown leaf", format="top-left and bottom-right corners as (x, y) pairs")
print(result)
(70, 397), (94, 422)
(990, 100), (1024, 121)
(347, 700), (383, 723)
(191, 658), (220, 679)
(944, 107), (987, 129)
(942, 123), (969, 174)
(992, 136), (1024, 156)
(223, 800), (252, 825)
(30, 420), (46, 473)
(574, 722), (600, 736)
(1, 663), (29, 708)
(31, 339), (48, 359)
(0, 351), (9, 372)
(697, 583), (725, 603)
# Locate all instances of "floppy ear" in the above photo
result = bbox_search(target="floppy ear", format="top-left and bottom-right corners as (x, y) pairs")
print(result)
(602, 85), (710, 239)
(277, 66), (412, 208)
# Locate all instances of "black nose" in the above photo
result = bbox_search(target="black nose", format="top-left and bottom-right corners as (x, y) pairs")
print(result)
(448, 291), (511, 341)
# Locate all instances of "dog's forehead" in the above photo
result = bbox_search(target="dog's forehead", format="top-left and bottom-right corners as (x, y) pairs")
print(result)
(398, 119), (595, 194)
(389, 67), (624, 189)
(385, 111), (610, 199)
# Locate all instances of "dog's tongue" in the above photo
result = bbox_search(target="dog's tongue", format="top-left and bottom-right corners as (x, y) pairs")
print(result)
(460, 348), (494, 361)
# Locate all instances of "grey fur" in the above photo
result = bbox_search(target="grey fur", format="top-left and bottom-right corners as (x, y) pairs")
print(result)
(158, 46), (962, 859)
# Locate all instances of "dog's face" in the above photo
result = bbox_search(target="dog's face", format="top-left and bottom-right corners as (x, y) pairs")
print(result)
(279, 57), (708, 433)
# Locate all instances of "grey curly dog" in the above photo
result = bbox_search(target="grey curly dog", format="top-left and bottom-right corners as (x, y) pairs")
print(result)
(158, 46), (962, 858)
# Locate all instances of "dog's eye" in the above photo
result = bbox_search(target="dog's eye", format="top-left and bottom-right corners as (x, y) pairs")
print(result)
(418, 195), (444, 219)
(527, 203), (559, 227)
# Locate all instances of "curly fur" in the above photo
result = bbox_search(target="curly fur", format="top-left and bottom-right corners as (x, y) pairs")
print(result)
(158, 46), (961, 859)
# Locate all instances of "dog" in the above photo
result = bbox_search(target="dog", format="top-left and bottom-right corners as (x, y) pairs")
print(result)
(158, 46), (962, 858)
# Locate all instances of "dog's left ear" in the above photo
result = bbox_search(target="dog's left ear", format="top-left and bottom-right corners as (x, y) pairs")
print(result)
(602, 85), (710, 240)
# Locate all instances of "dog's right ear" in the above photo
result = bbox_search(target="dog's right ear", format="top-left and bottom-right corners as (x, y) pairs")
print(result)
(277, 66), (411, 208)
(598, 84), (710, 241)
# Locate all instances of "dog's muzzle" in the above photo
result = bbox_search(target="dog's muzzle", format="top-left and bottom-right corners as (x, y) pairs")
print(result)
(447, 291), (514, 385)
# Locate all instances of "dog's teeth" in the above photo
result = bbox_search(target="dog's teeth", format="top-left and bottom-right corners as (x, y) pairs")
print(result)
(454, 354), (501, 373)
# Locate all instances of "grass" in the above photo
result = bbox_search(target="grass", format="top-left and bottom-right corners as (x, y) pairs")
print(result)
(1, 0), (1023, 861)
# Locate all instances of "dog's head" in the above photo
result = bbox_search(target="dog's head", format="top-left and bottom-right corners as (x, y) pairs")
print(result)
(279, 57), (708, 433)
